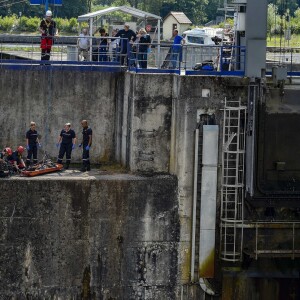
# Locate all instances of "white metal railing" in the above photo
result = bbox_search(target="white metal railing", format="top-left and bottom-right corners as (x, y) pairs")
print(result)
(220, 97), (247, 262)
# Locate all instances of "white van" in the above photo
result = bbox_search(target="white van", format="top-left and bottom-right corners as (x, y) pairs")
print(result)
(182, 27), (224, 46)
(182, 28), (215, 46)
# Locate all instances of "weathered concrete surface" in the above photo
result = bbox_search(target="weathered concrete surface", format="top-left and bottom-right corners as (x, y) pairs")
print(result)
(0, 69), (121, 163)
(0, 173), (179, 299)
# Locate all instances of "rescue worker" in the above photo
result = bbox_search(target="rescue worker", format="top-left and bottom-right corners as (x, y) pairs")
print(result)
(39, 10), (58, 61)
(78, 120), (92, 172)
(7, 146), (26, 171)
(0, 148), (11, 177)
(0, 147), (11, 162)
(26, 121), (41, 167)
(56, 123), (76, 169)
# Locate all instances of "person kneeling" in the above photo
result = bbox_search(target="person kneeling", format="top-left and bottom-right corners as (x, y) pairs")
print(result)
(7, 146), (26, 172)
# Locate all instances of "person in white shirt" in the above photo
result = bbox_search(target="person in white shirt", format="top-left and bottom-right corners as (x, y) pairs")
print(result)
(77, 28), (90, 61)
(109, 29), (119, 62)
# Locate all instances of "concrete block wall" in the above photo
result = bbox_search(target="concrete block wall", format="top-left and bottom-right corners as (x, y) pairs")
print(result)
(0, 175), (179, 298)
(0, 69), (121, 163)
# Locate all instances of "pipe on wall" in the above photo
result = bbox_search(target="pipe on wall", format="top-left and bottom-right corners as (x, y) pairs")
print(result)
(199, 125), (219, 289)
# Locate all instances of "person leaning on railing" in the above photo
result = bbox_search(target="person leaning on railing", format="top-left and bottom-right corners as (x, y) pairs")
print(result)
(115, 24), (136, 65)
(137, 28), (151, 68)
(39, 10), (58, 61)
(98, 28), (109, 62)
(170, 30), (184, 69)
(77, 28), (90, 61)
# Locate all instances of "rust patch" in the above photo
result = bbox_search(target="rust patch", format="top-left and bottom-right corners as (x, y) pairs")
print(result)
(81, 266), (91, 299)
(199, 248), (215, 278)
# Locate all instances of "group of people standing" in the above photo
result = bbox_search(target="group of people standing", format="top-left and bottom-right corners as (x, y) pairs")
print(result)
(0, 120), (93, 173)
(38, 10), (181, 69)
(78, 24), (152, 68)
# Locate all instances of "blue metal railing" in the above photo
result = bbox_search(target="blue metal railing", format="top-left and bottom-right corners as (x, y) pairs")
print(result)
(0, 34), (247, 76)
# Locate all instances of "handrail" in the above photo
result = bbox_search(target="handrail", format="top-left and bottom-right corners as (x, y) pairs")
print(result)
(0, 34), (247, 76)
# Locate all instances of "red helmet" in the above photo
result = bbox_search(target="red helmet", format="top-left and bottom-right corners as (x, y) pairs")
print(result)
(17, 146), (25, 153)
(4, 147), (12, 155)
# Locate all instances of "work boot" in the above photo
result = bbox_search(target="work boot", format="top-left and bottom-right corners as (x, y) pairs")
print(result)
(65, 162), (70, 170)
(80, 161), (87, 172)
(86, 164), (91, 171)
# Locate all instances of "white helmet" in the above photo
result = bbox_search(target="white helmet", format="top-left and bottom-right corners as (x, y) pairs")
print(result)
(46, 10), (52, 17)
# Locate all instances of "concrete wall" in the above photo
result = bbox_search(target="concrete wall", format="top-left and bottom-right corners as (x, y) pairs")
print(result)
(0, 68), (252, 298)
(0, 69), (121, 163)
(0, 175), (179, 299)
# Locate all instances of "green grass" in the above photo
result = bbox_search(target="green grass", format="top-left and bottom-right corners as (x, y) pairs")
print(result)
(267, 35), (300, 48)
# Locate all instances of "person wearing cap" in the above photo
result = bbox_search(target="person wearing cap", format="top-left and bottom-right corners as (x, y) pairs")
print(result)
(0, 148), (11, 162)
(39, 10), (58, 61)
(7, 146), (26, 171)
(25, 121), (41, 167)
(78, 120), (92, 172)
(115, 24), (136, 65)
(56, 123), (76, 169)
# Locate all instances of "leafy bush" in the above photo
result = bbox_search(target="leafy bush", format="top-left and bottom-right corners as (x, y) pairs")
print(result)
(56, 18), (70, 32)
(68, 18), (78, 33)
(0, 15), (17, 31)
(24, 16), (40, 32)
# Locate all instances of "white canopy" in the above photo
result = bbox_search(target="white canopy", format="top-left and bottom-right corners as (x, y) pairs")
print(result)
(78, 6), (161, 62)
(78, 6), (161, 22)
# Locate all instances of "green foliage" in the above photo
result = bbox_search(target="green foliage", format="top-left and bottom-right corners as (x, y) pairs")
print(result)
(0, 15), (79, 33)
(68, 18), (78, 32)
(55, 18), (70, 32)
(0, 15), (17, 31)
(23, 16), (40, 32)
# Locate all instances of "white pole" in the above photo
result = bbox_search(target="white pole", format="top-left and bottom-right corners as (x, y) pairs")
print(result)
(89, 17), (93, 61)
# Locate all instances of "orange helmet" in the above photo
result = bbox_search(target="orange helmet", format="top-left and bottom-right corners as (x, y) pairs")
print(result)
(4, 147), (12, 155)
(17, 146), (25, 153)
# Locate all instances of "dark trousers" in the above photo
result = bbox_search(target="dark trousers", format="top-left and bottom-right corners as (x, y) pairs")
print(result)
(82, 145), (90, 167)
(138, 52), (148, 68)
(26, 145), (38, 165)
(99, 47), (107, 61)
(57, 143), (72, 164)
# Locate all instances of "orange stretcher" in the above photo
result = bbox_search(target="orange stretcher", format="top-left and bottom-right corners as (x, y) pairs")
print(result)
(21, 163), (63, 177)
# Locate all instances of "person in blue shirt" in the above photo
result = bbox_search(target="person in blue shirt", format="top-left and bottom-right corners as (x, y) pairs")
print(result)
(170, 30), (184, 69)
(79, 120), (93, 172)
(26, 121), (41, 167)
(56, 123), (76, 169)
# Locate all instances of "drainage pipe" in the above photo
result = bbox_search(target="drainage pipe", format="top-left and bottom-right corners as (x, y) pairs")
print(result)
(199, 125), (219, 295)
(190, 128), (199, 282)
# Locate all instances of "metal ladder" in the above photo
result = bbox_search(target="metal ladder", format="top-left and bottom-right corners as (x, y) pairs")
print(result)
(220, 97), (247, 262)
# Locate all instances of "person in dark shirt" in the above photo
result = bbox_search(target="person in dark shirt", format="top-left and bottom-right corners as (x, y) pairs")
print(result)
(0, 148), (12, 176)
(0, 147), (11, 162)
(98, 28), (108, 62)
(39, 10), (58, 61)
(26, 121), (41, 167)
(115, 24), (136, 65)
(137, 28), (151, 68)
(7, 146), (26, 171)
(79, 120), (93, 172)
(56, 123), (76, 169)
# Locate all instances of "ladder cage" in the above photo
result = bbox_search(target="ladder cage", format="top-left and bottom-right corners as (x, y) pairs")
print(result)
(220, 97), (247, 262)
